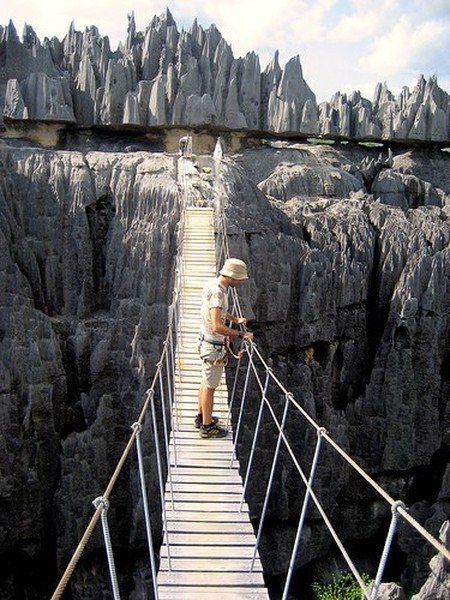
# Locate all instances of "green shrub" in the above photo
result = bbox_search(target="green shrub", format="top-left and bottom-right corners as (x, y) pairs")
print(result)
(311, 572), (373, 600)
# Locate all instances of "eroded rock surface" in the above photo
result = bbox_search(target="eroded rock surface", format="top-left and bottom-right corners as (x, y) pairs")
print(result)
(0, 137), (448, 598)
(0, 144), (180, 597)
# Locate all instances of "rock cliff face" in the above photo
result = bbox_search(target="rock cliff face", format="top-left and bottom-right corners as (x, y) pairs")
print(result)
(0, 143), (180, 597)
(0, 134), (449, 598)
(224, 143), (449, 595)
(1, 11), (449, 142)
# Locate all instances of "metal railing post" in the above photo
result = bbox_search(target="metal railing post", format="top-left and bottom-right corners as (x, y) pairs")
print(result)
(239, 368), (271, 511)
(171, 291), (182, 433)
(92, 497), (121, 600)
(148, 388), (170, 563)
(230, 344), (254, 467)
(226, 349), (243, 430)
(370, 501), (406, 599)
(167, 327), (178, 467)
(158, 359), (175, 509)
(174, 269), (184, 363)
(131, 423), (160, 598)
(250, 392), (291, 571)
(282, 427), (327, 600)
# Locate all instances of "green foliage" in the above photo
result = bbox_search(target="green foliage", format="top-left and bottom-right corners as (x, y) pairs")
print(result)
(307, 137), (335, 145)
(311, 572), (373, 600)
(357, 141), (384, 148)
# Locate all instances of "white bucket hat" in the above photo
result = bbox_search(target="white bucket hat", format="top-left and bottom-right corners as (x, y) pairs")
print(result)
(219, 258), (248, 281)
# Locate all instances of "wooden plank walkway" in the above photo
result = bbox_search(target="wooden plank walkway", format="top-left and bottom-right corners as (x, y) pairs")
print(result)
(157, 207), (268, 599)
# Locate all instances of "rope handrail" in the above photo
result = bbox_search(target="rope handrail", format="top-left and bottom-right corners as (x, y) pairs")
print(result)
(51, 373), (166, 599)
(245, 337), (450, 562)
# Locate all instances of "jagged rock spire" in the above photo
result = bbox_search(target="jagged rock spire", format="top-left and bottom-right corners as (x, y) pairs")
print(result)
(1, 14), (448, 141)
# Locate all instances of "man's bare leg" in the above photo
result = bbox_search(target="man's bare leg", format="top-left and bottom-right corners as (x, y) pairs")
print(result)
(197, 385), (202, 416)
(199, 384), (215, 426)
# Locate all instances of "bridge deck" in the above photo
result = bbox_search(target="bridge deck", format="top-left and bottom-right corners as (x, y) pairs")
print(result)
(157, 207), (268, 599)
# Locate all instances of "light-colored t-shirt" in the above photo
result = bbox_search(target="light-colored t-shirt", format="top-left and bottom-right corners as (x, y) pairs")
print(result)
(200, 278), (229, 342)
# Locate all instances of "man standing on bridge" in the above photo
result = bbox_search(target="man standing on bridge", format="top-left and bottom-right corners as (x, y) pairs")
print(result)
(196, 258), (254, 438)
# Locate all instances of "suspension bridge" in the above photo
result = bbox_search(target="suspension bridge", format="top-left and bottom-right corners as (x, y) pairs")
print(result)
(50, 137), (450, 600)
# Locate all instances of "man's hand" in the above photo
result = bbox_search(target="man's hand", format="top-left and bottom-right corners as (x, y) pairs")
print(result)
(242, 331), (254, 341)
(236, 317), (247, 326)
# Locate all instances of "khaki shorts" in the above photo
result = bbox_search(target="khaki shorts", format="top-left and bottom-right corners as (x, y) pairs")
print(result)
(198, 340), (227, 389)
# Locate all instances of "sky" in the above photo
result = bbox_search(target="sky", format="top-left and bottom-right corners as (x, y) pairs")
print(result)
(1, 0), (449, 103)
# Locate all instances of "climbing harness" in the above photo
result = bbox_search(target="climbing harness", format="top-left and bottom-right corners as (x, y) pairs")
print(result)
(198, 333), (228, 366)
(198, 333), (225, 348)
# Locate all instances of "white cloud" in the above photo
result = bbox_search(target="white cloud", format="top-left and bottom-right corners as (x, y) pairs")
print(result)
(170, 0), (302, 58)
(327, 0), (394, 43)
(360, 16), (450, 76)
(288, 0), (338, 43)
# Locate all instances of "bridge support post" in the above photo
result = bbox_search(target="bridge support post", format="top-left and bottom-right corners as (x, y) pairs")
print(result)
(250, 392), (292, 571)
(158, 355), (175, 509)
(227, 352), (242, 430)
(240, 367), (271, 511)
(166, 326), (178, 467)
(131, 423), (160, 599)
(92, 496), (121, 600)
(370, 501), (406, 599)
(148, 387), (171, 565)
(282, 427), (327, 600)
(230, 344), (255, 468)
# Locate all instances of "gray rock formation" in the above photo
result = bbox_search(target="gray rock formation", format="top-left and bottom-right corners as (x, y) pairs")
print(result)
(367, 582), (406, 599)
(227, 141), (449, 591)
(0, 135), (449, 598)
(0, 143), (181, 597)
(3, 78), (28, 119)
(318, 77), (450, 142)
(411, 521), (450, 599)
(318, 91), (382, 139)
(1, 11), (448, 141)
(10, 72), (76, 122)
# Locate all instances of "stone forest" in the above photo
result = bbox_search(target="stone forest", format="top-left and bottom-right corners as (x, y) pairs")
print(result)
(0, 9), (449, 600)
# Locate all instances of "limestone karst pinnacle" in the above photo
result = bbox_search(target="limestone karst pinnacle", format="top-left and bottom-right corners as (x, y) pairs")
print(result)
(0, 9), (450, 142)
(0, 10), (449, 140)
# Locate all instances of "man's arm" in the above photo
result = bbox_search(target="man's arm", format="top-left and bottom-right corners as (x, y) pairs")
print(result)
(226, 312), (247, 326)
(210, 308), (253, 340)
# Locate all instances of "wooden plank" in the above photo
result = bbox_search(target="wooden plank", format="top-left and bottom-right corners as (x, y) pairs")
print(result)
(157, 209), (267, 598)
(167, 459), (236, 469)
(159, 558), (262, 572)
(163, 532), (255, 548)
(164, 501), (248, 513)
(166, 492), (242, 503)
(164, 510), (249, 522)
(169, 432), (234, 443)
(168, 472), (240, 482)
(158, 591), (268, 599)
(170, 483), (241, 493)
(167, 469), (241, 479)
(166, 520), (254, 534)
(166, 507), (249, 523)
(170, 432), (235, 442)
(169, 451), (234, 460)
(171, 457), (235, 467)
(157, 571), (265, 586)
(169, 440), (233, 449)
(160, 544), (256, 558)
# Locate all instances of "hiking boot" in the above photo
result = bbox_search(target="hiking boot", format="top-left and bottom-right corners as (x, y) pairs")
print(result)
(194, 414), (219, 429)
(200, 423), (229, 439)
